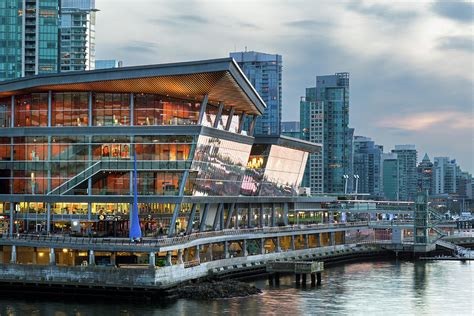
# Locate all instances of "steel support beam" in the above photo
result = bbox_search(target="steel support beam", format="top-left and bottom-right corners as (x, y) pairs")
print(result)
(283, 202), (289, 225)
(271, 203), (276, 227)
(168, 170), (189, 237)
(197, 94), (209, 125)
(238, 113), (246, 133)
(213, 102), (224, 128)
(225, 203), (235, 229)
(199, 204), (209, 232)
(185, 203), (198, 235)
(212, 203), (224, 231)
(225, 107), (235, 131)
(259, 204), (264, 228)
(248, 115), (257, 135)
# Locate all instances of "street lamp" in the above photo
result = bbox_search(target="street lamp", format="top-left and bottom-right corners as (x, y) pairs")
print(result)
(343, 175), (349, 195)
(354, 175), (360, 200)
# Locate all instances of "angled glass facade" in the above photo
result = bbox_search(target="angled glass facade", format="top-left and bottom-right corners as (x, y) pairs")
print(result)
(0, 0), (23, 81)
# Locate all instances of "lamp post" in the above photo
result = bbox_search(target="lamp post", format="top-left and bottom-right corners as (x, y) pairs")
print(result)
(343, 175), (349, 195)
(354, 175), (360, 200)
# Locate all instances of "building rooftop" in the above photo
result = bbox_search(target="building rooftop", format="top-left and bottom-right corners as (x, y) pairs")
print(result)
(0, 58), (266, 115)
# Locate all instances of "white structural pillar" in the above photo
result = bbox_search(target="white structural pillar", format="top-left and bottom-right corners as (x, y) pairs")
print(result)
(49, 248), (55, 265)
(10, 245), (17, 264)
(165, 251), (172, 266)
(89, 250), (95, 265)
(149, 252), (156, 268)
(242, 240), (248, 256)
(224, 241), (230, 259)
(177, 249), (184, 264)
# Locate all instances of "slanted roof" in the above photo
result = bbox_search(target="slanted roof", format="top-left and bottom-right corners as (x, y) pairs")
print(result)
(254, 135), (321, 153)
(0, 58), (266, 115)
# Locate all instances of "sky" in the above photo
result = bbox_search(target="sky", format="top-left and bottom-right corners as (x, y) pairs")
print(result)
(94, 0), (474, 173)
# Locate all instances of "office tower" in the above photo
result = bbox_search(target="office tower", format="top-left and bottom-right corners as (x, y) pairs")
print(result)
(95, 59), (123, 69)
(230, 51), (282, 135)
(59, 0), (97, 72)
(417, 153), (433, 195)
(0, 0), (60, 81)
(281, 121), (300, 138)
(382, 153), (399, 200)
(391, 145), (418, 201)
(353, 136), (383, 197)
(433, 157), (457, 194)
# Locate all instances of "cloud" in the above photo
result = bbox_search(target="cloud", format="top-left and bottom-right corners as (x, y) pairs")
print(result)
(431, 1), (474, 23)
(119, 41), (158, 55)
(149, 14), (209, 27)
(437, 35), (473, 52)
(238, 22), (260, 29)
(377, 111), (474, 131)
(346, 1), (418, 23)
(285, 20), (331, 29)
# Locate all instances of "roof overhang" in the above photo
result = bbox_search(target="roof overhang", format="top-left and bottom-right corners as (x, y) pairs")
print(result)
(254, 135), (322, 153)
(0, 58), (266, 115)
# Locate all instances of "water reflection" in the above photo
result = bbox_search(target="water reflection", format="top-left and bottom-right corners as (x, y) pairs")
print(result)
(0, 261), (472, 315)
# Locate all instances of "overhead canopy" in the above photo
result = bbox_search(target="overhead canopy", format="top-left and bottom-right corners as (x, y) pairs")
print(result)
(0, 58), (266, 115)
(254, 135), (322, 153)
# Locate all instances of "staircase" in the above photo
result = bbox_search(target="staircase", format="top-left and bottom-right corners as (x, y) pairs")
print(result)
(48, 160), (102, 195)
(436, 239), (472, 258)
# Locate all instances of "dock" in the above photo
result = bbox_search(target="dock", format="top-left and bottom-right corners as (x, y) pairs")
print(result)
(266, 261), (324, 286)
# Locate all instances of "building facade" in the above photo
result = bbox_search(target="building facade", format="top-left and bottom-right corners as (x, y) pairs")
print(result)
(417, 153), (433, 195)
(59, 0), (97, 72)
(382, 153), (399, 201)
(391, 145), (417, 201)
(0, 58), (318, 237)
(300, 73), (352, 195)
(353, 136), (383, 197)
(0, 0), (60, 81)
(95, 59), (123, 69)
(281, 121), (300, 139)
(433, 157), (457, 195)
(229, 51), (282, 136)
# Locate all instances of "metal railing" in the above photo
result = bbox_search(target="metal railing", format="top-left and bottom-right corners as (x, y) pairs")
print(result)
(1, 221), (370, 248)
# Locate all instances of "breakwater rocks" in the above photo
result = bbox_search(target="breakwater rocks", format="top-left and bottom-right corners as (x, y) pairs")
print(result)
(174, 280), (262, 299)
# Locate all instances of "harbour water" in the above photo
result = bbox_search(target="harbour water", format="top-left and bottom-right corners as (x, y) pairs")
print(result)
(0, 260), (472, 315)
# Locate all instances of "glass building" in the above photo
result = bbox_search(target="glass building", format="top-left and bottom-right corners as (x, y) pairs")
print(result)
(0, 58), (318, 237)
(0, 0), (60, 81)
(417, 153), (433, 195)
(391, 145), (418, 201)
(300, 74), (353, 195)
(281, 121), (300, 139)
(353, 136), (383, 198)
(95, 59), (123, 69)
(229, 51), (282, 136)
(382, 153), (399, 201)
(59, 0), (97, 72)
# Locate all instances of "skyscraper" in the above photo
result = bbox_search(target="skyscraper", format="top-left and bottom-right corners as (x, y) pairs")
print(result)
(353, 136), (383, 197)
(391, 145), (418, 201)
(433, 157), (457, 194)
(0, 0), (60, 81)
(417, 153), (433, 195)
(59, 0), (97, 72)
(230, 51), (282, 135)
(382, 153), (399, 201)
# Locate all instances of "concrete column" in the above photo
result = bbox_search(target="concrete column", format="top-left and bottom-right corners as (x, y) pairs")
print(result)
(242, 239), (248, 256)
(49, 248), (55, 265)
(275, 237), (281, 252)
(46, 203), (51, 233)
(283, 203), (289, 225)
(194, 245), (201, 262)
(149, 252), (155, 267)
(224, 241), (229, 259)
(165, 251), (172, 266)
(259, 205), (264, 228)
(32, 250), (37, 264)
(247, 204), (252, 228)
(271, 204), (276, 227)
(111, 252), (116, 266)
(290, 235), (295, 250)
(208, 244), (213, 261)
(177, 249), (183, 264)
(329, 211), (334, 223)
(330, 232), (335, 246)
(89, 250), (95, 266)
(316, 233), (321, 247)
(304, 234), (309, 249)
(260, 238), (265, 254)
(10, 245), (17, 264)
(235, 207), (239, 229)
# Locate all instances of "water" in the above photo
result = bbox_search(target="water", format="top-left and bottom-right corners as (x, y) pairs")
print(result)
(0, 260), (472, 315)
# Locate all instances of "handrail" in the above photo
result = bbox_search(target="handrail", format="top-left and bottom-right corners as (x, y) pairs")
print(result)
(1, 221), (370, 248)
